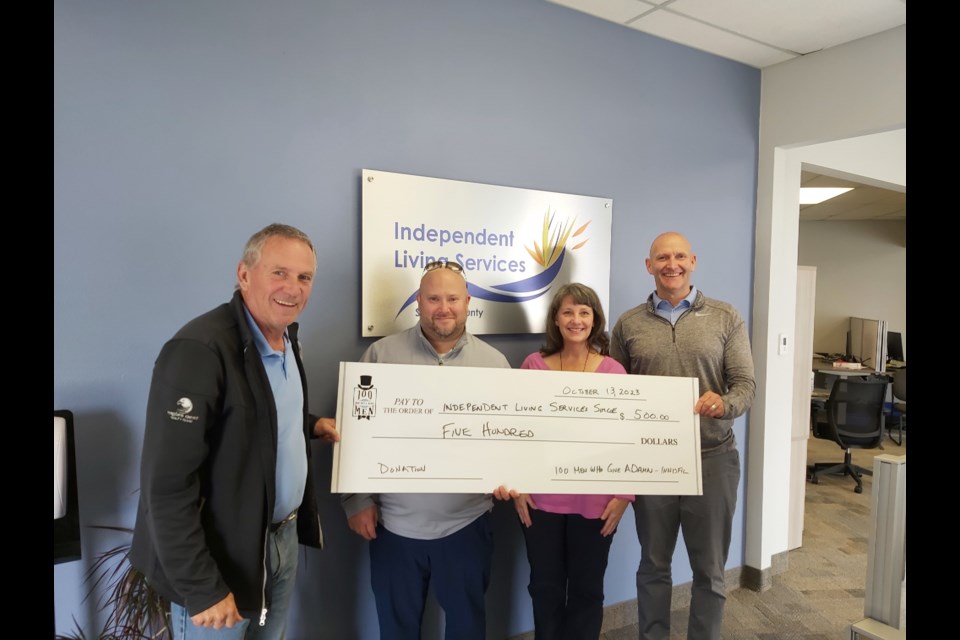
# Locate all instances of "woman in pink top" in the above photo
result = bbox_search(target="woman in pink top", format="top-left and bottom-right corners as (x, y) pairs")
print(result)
(514, 282), (634, 640)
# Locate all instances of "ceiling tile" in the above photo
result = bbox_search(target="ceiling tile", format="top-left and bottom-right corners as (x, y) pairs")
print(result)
(547, 0), (656, 24)
(799, 175), (906, 221)
(628, 10), (795, 67)
(668, 0), (907, 55)
(546, 0), (906, 69)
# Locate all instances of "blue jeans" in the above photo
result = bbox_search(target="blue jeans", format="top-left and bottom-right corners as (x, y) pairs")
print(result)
(171, 520), (299, 640)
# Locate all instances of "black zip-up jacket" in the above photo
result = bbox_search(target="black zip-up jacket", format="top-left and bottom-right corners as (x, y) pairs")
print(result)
(131, 290), (324, 621)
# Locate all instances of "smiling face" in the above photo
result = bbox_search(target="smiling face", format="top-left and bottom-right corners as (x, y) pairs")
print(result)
(416, 268), (470, 351)
(237, 235), (316, 348)
(646, 232), (696, 305)
(555, 295), (595, 348)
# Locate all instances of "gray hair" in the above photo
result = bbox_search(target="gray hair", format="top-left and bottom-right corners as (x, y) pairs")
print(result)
(240, 223), (317, 269)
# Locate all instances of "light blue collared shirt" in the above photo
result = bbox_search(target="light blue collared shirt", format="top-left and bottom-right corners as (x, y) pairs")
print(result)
(652, 286), (698, 326)
(242, 306), (308, 523)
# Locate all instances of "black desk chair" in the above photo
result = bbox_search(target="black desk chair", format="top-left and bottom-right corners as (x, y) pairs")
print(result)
(807, 376), (887, 493)
(888, 367), (906, 445)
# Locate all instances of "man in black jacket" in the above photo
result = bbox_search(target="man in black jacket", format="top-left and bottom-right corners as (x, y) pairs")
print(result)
(131, 223), (338, 639)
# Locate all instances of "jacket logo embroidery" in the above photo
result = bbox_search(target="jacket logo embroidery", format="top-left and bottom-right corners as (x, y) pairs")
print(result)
(167, 397), (199, 424)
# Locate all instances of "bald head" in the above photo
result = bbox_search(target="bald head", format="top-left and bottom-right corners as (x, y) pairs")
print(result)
(419, 267), (468, 296)
(646, 232), (696, 305)
(648, 232), (690, 257)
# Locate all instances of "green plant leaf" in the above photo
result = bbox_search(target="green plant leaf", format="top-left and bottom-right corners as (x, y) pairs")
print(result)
(79, 526), (171, 640)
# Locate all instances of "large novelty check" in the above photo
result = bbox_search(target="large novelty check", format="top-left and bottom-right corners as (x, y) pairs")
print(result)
(331, 361), (702, 495)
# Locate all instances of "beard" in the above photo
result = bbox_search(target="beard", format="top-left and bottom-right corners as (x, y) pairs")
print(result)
(423, 315), (465, 341)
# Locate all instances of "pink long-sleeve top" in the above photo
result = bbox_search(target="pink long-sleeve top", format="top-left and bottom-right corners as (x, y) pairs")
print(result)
(519, 351), (636, 519)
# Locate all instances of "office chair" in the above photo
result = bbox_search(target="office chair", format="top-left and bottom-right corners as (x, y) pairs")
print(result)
(807, 376), (887, 493)
(887, 367), (906, 445)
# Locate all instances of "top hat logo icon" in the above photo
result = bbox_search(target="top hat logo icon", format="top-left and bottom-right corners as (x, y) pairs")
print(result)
(359, 375), (373, 390)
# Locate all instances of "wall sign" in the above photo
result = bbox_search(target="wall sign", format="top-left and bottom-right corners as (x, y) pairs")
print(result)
(361, 169), (613, 336)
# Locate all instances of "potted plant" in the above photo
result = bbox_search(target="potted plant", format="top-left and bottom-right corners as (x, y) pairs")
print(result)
(56, 526), (170, 640)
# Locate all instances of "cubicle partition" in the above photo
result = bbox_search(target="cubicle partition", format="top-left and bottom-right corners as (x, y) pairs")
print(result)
(848, 317), (887, 372)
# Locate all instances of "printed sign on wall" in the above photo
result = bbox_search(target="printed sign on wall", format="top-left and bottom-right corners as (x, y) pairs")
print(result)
(361, 169), (613, 336)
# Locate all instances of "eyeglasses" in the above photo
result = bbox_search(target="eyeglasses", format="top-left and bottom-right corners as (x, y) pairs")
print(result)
(422, 259), (466, 278)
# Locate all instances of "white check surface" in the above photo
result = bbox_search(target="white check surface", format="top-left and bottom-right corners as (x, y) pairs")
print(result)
(332, 361), (702, 495)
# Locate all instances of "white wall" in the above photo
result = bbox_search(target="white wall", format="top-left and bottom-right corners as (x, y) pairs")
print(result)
(746, 25), (906, 573)
(799, 220), (906, 358)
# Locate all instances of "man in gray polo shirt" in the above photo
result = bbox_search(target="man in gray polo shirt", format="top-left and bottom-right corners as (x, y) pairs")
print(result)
(341, 259), (510, 640)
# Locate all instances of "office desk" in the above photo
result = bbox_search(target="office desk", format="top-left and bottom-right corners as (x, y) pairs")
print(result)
(813, 358), (886, 377)
(810, 357), (892, 403)
(811, 388), (831, 401)
(813, 360), (880, 399)
(809, 388), (831, 432)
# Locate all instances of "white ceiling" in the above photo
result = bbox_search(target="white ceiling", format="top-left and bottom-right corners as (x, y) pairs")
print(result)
(545, 0), (906, 221)
(799, 171), (905, 222)
(545, 0), (906, 69)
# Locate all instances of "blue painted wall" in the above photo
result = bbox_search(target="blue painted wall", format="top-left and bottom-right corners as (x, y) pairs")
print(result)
(54, 0), (759, 637)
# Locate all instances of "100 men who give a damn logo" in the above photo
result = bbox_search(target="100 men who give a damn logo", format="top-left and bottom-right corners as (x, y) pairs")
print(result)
(353, 375), (376, 420)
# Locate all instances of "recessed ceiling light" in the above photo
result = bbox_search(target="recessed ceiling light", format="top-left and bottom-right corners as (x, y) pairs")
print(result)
(799, 187), (853, 205)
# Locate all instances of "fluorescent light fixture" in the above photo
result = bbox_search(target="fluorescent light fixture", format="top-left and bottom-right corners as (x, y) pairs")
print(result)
(799, 187), (853, 204)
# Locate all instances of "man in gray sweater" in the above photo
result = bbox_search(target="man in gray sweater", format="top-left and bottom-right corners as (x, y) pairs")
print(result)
(341, 259), (510, 640)
(610, 231), (755, 640)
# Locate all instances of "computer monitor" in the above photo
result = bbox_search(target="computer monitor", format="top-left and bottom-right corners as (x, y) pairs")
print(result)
(887, 331), (904, 363)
